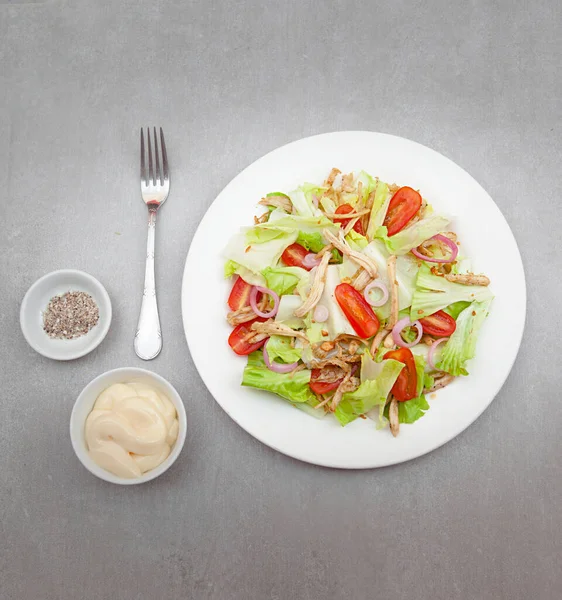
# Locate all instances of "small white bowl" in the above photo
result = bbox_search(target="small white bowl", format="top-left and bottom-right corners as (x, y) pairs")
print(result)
(70, 368), (187, 485)
(20, 269), (112, 361)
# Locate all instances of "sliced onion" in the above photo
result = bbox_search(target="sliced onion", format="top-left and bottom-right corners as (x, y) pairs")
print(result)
(311, 194), (319, 208)
(428, 337), (449, 369)
(263, 342), (298, 373)
(392, 316), (423, 348)
(302, 253), (322, 269)
(411, 234), (459, 264)
(364, 280), (389, 307)
(250, 286), (279, 318)
(313, 304), (329, 322)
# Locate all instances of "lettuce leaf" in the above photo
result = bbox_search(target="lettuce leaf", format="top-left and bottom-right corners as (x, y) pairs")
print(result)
(437, 299), (492, 376)
(275, 294), (305, 328)
(242, 352), (313, 404)
(355, 171), (378, 203)
(362, 240), (419, 318)
(366, 181), (391, 239)
(345, 229), (369, 251)
(384, 395), (430, 424)
(335, 354), (404, 426)
(262, 266), (308, 296)
(410, 264), (493, 319)
(444, 300), (471, 320)
(296, 231), (324, 253)
(224, 229), (297, 276)
(223, 260), (266, 287)
(375, 214), (450, 256)
(265, 335), (302, 364)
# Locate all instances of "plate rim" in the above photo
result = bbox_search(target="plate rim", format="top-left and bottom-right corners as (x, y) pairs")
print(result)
(181, 130), (527, 469)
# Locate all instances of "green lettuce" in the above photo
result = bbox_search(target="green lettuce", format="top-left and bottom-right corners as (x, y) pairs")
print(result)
(262, 266), (308, 296)
(242, 352), (313, 404)
(362, 240), (419, 318)
(366, 181), (391, 239)
(444, 300), (471, 320)
(224, 229), (297, 277)
(345, 229), (369, 251)
(296, 231), (324, 253)
(334, 354), (404, 426)
(410, 264), (493, 319)
(384, 395), (430, 424)
(355, 170), (378, 203)
(288, 184), (325, 217)
(265, 335), (302, 364)
(224, 260), (266, 287)
(437, 300), (492, 376)
(375, 214), (450, 256)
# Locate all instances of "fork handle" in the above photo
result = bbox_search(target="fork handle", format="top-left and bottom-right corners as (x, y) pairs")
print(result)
(134, 207), (162, 360)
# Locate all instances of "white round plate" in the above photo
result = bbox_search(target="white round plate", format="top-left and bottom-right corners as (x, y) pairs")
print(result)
(182, 132), (526, 469)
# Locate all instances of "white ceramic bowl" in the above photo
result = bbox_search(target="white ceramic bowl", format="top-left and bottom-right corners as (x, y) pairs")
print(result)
(20, 269), (112, 360)
(70, 368), (187, 485)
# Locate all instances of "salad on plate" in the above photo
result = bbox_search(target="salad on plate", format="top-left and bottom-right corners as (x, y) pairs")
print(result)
(223, 168), (493, 436)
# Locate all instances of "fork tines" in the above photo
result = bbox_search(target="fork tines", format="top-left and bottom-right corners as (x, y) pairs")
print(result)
(140, 127), (169, 187)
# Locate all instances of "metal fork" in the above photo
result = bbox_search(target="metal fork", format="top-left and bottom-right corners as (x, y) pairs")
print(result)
(134, 127), (170, 360)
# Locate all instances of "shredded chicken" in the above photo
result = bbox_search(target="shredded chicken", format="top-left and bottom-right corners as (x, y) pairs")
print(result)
(383, 332), (395, 349)
(253, 212), (269, 224)
(388, 183), (401, 193)
(323, 229), (378, 277)
(444, 273), (490, 286)
(312, 364), (346, 383)
(343, 217), (360, 235)
(424, 374), (455, 393)
(288, 363), (306, 378)
(347, 340), (359, 356)
(389, 397), (399, 437)
(387, 255), (399, 328)
(250, 321), (308, 342)
(258, 195), (293, 213)
(440, 231), (457, 243)
(324, 168), (341, 187)
(329, 372), (359, 412)
(370, 329), (387, 355)
(352, 269), (372, 291)
(341, 172), (355, 193)
(325, 208), (371, 220)
(421, 334), (436, 346)
(227, 306), (256, 326)
(294, 252), (331, 318)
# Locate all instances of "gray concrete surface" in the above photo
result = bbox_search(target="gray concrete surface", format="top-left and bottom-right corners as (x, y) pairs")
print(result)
(1, 1), (560, 598)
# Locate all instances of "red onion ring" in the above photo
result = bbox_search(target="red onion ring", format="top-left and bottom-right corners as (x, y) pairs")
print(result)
(392, 316), (423, 348)
(313, 304), (329, 322)
(428, 337), (449, 369)
(263, 341), (299, 373)
(364, 280), (389, 307)
(411, 234), (459, 264)
(302, 253), (322, 269)
(250, 286), (279, 318)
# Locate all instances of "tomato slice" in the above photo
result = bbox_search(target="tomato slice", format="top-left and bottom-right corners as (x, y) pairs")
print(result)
(383, 187), (422, 237)
(419, 310), (456, 337)
(334, 204), (364, 235)
(385, 347), (417, 402)
(309, 369), (343, 395)
(228, 318), (267, 355)
(281, 243), (313, 271)
(334, 283), (380, 339)
(227, 276), (253, 311)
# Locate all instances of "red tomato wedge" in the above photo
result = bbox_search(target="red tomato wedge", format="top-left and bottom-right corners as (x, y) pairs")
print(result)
(383, 187), (422, 237)
(333, 204), (364, 235)
(227, 276), (253, 311)
(385, 347), (417, 402)
(334, 283), (380, 339)
(281, 243), (313, 271)
(419, 310), (456, 337)
(228, 318), (267, 356)
(309, 369), (343, 395)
